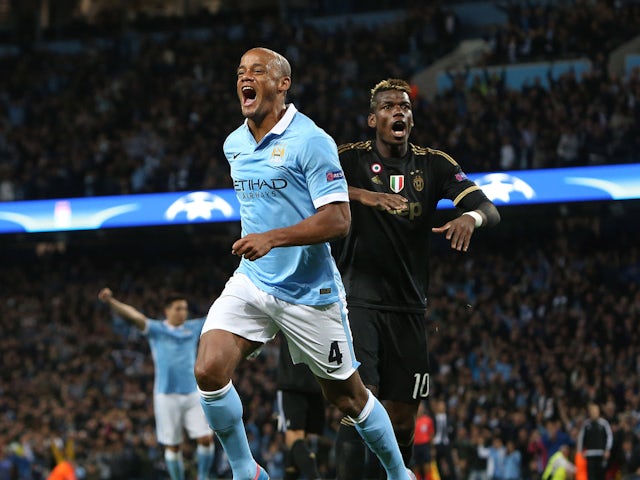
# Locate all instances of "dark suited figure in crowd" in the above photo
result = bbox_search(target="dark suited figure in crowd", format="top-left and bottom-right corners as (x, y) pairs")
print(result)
(577, 403), (613, 480)
(433, 399), (457, 480)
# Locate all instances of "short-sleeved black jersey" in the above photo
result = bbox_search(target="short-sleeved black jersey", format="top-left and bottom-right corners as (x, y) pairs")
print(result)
(335, 140), (490, 313)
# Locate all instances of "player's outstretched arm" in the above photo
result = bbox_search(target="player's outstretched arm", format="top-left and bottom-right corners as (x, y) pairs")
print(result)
(432, 201), (500, 252)
(348, 186), (408, 211)
(98, 287), (147, 331)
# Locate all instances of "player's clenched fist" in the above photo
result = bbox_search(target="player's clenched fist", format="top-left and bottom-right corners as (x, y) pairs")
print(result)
(98, 287), (113, 303)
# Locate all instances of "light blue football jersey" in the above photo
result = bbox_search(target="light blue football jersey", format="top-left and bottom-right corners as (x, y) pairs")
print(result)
(144, 317), (205, 394)
(224, 104), (348, 306)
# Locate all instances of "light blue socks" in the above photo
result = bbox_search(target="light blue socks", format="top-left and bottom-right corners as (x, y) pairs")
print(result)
(351, 389), (409, 480)
(200, 381), (259, 480)
(197, 443), (215, 480)
(164, 449), (185, 480)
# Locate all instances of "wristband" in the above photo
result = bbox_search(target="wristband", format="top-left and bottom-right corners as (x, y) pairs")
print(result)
(462, 211), (483, 228)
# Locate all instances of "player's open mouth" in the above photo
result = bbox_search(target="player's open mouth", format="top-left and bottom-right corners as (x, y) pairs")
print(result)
(391, 120), (406, 138)
(242, 86), (257, 106)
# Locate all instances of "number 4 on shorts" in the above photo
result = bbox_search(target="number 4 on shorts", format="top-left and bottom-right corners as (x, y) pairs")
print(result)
(328, 341), (343, 365)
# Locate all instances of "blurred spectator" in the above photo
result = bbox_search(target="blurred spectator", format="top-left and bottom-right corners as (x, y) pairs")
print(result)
(527, 429), (548, 479)
(479, 435), (506, 480)
(502, 439), (522, 480)
(0, 444), (18, 480)
(617, 433), (640, 480)
(556, 125), (581, 167)
(467, 426), (490, 480)
(577, 403), (613, 480)
(541, 443), (576, 480)
(542, 419), (573, 459)
(433, 398), (457, 480)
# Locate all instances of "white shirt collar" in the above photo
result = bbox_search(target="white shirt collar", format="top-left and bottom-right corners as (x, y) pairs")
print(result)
(271, 103), (297, 134)
(243, 103), (297, 138)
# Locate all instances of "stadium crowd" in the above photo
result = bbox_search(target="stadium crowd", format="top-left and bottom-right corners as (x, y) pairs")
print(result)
(1, 1), (640, 201)
(1, 206), (640, 479)
(484, 0), (640, 66)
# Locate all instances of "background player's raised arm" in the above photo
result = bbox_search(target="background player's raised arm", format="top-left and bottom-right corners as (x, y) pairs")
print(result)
(98, 287), (147, 330)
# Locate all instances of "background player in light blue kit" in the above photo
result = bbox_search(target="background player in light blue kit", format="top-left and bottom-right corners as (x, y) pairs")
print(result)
(193, 47), (416, 480)
(98, 288), (214, 480)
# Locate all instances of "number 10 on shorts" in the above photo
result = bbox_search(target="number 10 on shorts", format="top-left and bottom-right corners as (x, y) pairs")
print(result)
(412, 373), (430, 399)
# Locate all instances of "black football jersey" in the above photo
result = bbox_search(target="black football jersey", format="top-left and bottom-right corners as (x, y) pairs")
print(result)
(335, 140), (490, 313)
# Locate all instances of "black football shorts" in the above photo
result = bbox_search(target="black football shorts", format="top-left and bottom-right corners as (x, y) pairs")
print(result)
(348, 306), (430, 402)
(276, 389), (326, 434)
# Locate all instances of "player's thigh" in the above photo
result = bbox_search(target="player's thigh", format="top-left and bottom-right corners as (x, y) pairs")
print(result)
(276, 296), (358, 381)
(181, 392), (213, 440)
(201, 272), (279, 344)
(377, 311), (430, 403)
(154, 394), (184, 446)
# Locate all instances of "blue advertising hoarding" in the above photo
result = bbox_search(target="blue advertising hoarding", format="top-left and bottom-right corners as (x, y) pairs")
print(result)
(439, 163), (640, 208)
(0, 163), (639, 234)
(0, 190), (239, 234)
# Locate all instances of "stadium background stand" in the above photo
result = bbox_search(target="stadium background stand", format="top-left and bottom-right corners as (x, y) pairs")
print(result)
(0, 1), (639, 201)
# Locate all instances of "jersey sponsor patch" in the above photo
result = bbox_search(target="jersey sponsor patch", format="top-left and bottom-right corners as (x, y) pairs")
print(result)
(326, 170), (344, 181)
(390, 175), (405, 193)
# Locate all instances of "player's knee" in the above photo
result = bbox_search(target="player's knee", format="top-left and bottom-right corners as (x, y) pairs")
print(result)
(196, 436), (213, 446)
(194, 352), (228, 391)
(327, 391), (367, 418)
(319, 373), (370, 417)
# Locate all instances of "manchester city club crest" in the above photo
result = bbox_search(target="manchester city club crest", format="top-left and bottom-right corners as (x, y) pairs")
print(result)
(270, 143), (286, 164)
(389, 175), (405, 193)
(412, 170), (424, 192)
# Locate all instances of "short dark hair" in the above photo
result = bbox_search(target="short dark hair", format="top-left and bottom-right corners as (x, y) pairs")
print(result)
(369, 78), (411, 112)
(164, 293), (188, 308)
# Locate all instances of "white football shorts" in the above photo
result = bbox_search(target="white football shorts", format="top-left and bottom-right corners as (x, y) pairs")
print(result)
(154, 392), (212, 446)
(201, 272), (359, 380)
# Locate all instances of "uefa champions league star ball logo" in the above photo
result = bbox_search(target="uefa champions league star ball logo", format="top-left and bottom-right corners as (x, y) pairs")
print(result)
(165, 192), (235, 221)
(474, 173), (535, 204)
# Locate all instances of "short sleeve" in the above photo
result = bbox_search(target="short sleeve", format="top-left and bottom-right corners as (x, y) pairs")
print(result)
(299, 134), (349, 209)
